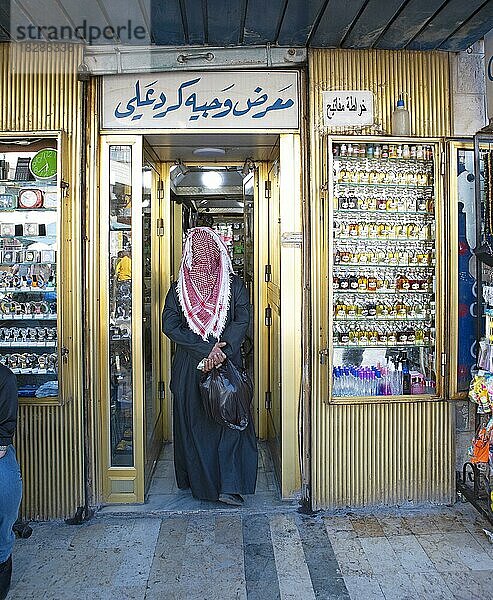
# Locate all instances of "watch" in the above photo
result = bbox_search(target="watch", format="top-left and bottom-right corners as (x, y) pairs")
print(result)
(29, 149), (57, 180)
(18, 189), (44, 209)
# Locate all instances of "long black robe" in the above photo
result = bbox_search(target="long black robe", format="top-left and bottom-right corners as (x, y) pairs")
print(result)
(162, 274), (258, 501)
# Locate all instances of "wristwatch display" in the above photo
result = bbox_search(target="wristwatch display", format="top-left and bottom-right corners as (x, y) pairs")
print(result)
(0, 143), (59, 401)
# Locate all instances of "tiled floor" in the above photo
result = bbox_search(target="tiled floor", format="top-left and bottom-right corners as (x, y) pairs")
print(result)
(8, 502), (493, 599)
(100, 440), (293, 515)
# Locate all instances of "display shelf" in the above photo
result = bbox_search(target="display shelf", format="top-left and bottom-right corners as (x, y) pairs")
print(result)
(0, 342), (56, 347)
(334, 264), (434, 269)
(334, 316), (428, 322)
(0, 208), (57, 213)
(334, 209), (434, 216)
(333, 289), (433, 295)
(10, 368), (57, 375)
(334, 182), (433, 189)
(333, 343), (432, 348)
(0, 314), (57, 320)
(334, 156), (433, 165)
(0, 179), (56, 186)
(0, 287), (56, 293)
(334, 236), (434, 242)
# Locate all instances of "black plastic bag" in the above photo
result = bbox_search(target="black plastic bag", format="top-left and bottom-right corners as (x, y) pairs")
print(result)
(199, 359), (253, 431)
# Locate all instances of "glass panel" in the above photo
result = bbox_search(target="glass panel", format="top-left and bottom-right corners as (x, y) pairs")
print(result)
(331, 140), (437, 398)
(456, 149), (476, 392)
(0, 143), (59, 399)
(109, 145), (133, 467)
(142, 165), (155, 458)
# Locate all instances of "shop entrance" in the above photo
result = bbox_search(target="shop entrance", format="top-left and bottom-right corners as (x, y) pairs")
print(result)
(99, 132), (301, 506)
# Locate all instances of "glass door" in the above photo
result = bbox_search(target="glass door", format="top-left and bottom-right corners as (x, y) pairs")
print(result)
(101, 135), (145, 503)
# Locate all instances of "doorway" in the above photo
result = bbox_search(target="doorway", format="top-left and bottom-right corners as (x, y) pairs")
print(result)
(98, 132), (302, 506)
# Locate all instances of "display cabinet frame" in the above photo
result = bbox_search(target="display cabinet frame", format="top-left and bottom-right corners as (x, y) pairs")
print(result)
(0, 131), (71, 406)
(326, 135), (446, 405)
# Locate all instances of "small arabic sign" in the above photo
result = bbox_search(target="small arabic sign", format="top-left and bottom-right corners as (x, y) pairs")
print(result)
(103, 71), (299, 129)
(322, 90), (374, 127)
(281, 232), (302, 247)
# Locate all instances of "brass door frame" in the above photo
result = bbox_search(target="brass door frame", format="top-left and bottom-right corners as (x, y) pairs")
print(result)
(99, 134), (145, 503)
(97, 133), (303, 503)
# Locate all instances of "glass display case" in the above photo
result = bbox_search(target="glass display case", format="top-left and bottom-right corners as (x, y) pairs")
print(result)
(0, 142), (59, 401)
(329, 137), (442, 401)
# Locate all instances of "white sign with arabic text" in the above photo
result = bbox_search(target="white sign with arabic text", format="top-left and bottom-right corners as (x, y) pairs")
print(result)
(322, 90), (374, 127)
(102, 71), (299, 130)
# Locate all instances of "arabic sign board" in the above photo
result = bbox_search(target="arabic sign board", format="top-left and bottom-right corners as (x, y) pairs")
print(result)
(485, 30), (493, 121)
(102, 71), (299, 130)
(322, 91), (374, 127)
(281, 232), (302, 247)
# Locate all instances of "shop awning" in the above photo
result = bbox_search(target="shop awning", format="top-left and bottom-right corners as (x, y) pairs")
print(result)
(1, 0), (493, 51)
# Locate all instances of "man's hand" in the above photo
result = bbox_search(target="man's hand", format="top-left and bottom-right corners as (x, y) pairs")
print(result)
(202, 342), (227, 372)
(0, 450), (6, 459)
(208, 342), (227, 366)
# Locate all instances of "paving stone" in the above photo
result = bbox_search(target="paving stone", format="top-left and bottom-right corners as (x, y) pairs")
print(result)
(417, 532), (493, 572)
(325, 529), (373, 577)
(444, 570), (493, 600)
(350, 516), (385, 538)
(375, 570), (419, 600)
(359, 537), (400, 574)
(297, 516), (350, 599)
(343, 575), (385, 600)
(407, 571), (459, 600)
(270, 513), (316, 599)
(387, 534), (437, 573)
(375, 515), (414, 537)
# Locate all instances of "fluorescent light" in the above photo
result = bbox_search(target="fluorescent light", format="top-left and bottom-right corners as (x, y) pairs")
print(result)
(202, 171), (223, 188)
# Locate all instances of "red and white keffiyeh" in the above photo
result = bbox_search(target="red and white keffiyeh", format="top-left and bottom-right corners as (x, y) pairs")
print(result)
(177, 227), (234, 341)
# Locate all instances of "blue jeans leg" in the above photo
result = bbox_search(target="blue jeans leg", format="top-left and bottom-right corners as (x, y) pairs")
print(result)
(0, 446), (22, 563)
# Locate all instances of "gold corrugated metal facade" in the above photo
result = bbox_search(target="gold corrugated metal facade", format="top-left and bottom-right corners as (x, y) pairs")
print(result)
(309, 48), (455, 508)
(0, 44), (84, 519)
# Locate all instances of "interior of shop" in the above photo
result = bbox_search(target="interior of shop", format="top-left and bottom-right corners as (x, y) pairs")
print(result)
(106, 132), (284, 507)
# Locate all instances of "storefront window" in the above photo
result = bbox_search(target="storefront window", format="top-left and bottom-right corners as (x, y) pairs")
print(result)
(456, 149), (477, 393)
(330, 139), (438, 399)
(109, 146), (133, 467)
(0, 143), (59, 401)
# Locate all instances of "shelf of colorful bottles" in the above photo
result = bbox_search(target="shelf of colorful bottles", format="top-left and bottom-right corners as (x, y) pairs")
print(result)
(334, 316), (428, 322)
(334, 209), (434, 216)
(333, 289), (434, 295)
(333, 342), (433, 348)
(334, 156), (433, 165)
(334, 182), (433, 189)
(334, 236), (434, 243)
(334, 264), (434, 270)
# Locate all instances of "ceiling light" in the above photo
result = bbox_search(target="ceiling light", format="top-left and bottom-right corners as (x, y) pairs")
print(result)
(193, 147), (226, 157)
(202, 171), (223, 188)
